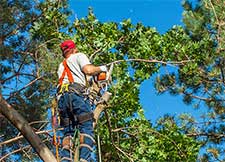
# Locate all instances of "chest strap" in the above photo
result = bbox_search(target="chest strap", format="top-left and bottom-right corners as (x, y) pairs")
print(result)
(59, 60), (74, 85)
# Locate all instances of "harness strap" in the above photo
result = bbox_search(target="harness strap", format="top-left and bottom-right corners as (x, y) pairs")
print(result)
(80, 133), (96, 144)
(59, 60), (74, 85)
(76, 112), (94, 124)
(57, 83), (86, 96)
(61, 132), (95, 162)
(79, 144), (94, 151)
(62, 135), (73, 150)
(80, 159), (88, 162)
(59, 112), (94, 127)
(61, 157), (73, 161)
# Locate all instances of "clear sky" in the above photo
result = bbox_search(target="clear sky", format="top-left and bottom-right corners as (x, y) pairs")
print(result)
(70, 0), (184, 33)
(69, 0), (205, 122)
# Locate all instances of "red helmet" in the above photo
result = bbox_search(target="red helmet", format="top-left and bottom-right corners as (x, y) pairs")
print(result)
(60, 40), (76, 53)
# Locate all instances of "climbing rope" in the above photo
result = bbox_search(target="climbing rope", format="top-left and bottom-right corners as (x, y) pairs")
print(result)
(51, 98), (60, 162)
(73, 128), (80, 162)
(97, 125), (102, 162)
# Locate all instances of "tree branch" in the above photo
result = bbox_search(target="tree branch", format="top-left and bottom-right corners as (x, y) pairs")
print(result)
(0, 145), (31, 161)
(106, 58), (193, 67)
(6, 76), (43, 101)
(187, 132), (225, 139)
(0, 128), (63, 146)
(112, 144), (134, 162)
(1, 73), (37, 85)
(0, 94), (57, 162)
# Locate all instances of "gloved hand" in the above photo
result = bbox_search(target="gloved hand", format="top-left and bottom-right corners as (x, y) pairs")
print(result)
(99, 65), (107, 72)
(98, 65), (109, 81)
(99, 64), (113, 82)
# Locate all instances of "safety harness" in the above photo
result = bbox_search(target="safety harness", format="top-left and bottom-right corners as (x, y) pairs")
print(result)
(57, 59), (94, 126)
(59, 60), (74, 85)
(55, 59), (95, 162)
(53, 59), (113, 162)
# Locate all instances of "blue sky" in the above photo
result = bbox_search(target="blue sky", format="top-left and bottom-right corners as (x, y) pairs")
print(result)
(70, 0), (184, 33)
(69, 0), (205, 122)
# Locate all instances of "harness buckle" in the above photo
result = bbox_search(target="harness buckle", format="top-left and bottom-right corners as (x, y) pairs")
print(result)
(58, 83), (70, 94)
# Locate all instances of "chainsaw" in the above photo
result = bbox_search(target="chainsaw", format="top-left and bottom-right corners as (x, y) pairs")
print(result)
(95, 63), (114, 92)
(91, 63), (114, 104)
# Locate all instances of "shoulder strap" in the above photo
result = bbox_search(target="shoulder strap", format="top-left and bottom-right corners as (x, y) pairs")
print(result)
(58, 60), (74, 85)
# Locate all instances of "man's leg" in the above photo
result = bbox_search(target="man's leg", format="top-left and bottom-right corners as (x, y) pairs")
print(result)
(58, 93), (74, 161)
(71, 94), (95, 162)
(79, 120), (95, 161)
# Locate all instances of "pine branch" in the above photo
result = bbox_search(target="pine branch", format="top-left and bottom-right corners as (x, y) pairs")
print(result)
(0, 128), (63, 146)
(0, 145), (31, 161)
(6, 76), (43, 101)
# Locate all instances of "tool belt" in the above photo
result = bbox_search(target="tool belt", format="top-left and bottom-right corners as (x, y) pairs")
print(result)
(57, 83), (94, 127)
(60, 112), (94, 127)
(57, 83), (87, 96)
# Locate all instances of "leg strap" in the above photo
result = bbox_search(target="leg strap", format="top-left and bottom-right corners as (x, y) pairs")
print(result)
(80, 159), (88, 162)
(79, 144), (94, 152)
(62, 136), (73, 150)
(60, 112), (94, 127)
(74, 112), (94, 124)
(80, 133), (96, 144)
(61, 157), (73, 161)
(79, 133), (95, 152)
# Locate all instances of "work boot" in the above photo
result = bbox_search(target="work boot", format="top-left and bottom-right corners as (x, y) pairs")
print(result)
(62, 136), (73, 150)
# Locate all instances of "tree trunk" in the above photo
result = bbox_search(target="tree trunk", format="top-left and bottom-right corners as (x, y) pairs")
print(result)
(0, 94), (57, 162)
(93, 91), (112, 128)
(93, 104), (106, 129)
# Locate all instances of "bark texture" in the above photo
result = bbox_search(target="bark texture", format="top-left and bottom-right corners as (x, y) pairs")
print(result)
(0, 94), (57, 162)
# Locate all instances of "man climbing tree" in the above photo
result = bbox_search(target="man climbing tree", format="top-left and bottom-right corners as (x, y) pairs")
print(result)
(57, 40), (107, 161)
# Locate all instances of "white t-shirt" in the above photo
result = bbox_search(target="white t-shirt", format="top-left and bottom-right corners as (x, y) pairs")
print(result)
(57, 52), (91, 86)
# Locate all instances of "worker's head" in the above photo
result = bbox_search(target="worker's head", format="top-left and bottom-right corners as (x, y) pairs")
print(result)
(60, 40), (77, 57)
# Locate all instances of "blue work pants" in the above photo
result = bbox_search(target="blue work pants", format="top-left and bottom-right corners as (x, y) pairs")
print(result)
(58, 92), (94, 162)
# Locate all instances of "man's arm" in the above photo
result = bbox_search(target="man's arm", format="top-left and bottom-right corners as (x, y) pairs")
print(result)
(82, 64), (107, 76)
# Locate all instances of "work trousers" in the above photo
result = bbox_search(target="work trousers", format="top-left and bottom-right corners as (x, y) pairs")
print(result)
(58, 92), (94, 162)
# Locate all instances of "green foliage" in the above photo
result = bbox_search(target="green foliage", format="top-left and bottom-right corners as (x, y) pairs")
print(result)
(62, 9), (200, 161)
(30, 0), (71, 42)
(0, 0), (70, 160)
(2, 0), (223, 161)
(155, 1), (225, 161)
(97, 114), (200, 162)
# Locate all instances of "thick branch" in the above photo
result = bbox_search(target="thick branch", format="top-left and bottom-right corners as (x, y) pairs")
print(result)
(0, 94), (57, 162)
(93, 104), (106, 129)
